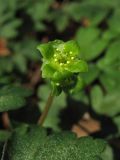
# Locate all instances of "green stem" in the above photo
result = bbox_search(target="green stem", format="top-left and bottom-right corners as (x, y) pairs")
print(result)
(38, 92), (54, 126)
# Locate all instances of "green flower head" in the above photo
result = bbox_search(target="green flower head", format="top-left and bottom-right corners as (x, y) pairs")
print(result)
(37, 40), (88, 95)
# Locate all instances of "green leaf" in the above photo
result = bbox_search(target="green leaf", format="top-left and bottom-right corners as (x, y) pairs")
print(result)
(63, 2), (109, 26)
(26, 0), (53, 31)
(113, 116), (120, 132)
(91, 85), (120, 116)
(8, 125), (47, 160)
(99, 73), (120, 93)
(12, 39), (41, 61)
(81, 38), (108, 61)
(37, 135), (106, 160)
(0, 20), (21, 39)
(8, 125), (106, 160)
(84, 0), (119, 8)
(76, 27), (100, 46)
(91, 85), (104, 113)
(108, 9), (120, 33)
(0, 95), (26, 112)
(97, 40), (120, 68)
(13, 53), (27, 73)
(0, 1), (21, 39)
(71, 90), (89, 105)
(54, 13), (69, 32)
(101, 145), (114, 160)
(0, 76), (12, 85)
(38, 84), (67, 131)
(0, 86), (32, 112)
(102, 30), (119, 41)
(82, 64), (100, 85)
(0, 58), (13, 74)
(76, 27), (108, 61)
(97, 40), (120, 93)
(0, 130), (11, 142)
(0, 86), (32, 97)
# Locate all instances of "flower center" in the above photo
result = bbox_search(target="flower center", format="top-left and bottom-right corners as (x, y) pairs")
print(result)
(54, 49), (74, 67)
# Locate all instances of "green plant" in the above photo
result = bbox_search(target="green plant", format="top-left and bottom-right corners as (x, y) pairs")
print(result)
(37, 40), (88, 95)
(37, 40), (88, 125)
(1, 0), (120, 159)
(0, 39), (106, 160)
(8, 125), (106, 160)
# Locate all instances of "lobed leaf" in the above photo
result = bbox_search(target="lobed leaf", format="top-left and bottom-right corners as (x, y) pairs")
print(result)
(8, 125), (106, 160)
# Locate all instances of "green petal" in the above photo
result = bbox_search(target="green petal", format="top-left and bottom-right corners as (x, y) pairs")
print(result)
(64, 40), (80, 56)
(67, 60), (88, 73)
(37, 43), (54, 60)
(42, 64), (56, 78)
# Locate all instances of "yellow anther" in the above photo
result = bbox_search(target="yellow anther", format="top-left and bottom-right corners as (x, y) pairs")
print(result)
(54, 54), (57, 57)
(60, 63), (63, 66)
(71, 57), (74, 60)
(67, 61), (70, 64)
(54, 58), (57, 62)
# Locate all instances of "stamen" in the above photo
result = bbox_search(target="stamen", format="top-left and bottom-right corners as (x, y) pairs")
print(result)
(60, 63), (63, 66)
(54, 58), (57, 62)
(67, 61), (70, 64)
(54, 54), (57, 57)
(71, 57), (74, 60)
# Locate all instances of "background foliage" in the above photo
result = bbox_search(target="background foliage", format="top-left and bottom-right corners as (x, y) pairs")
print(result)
(0, 0), (120, 159)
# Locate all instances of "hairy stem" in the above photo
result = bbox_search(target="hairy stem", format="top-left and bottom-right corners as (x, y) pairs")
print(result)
(38, 92), (54, 125)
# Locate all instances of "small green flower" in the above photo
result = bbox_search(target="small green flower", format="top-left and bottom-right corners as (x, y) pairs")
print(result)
(37, 40), (88, 95)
